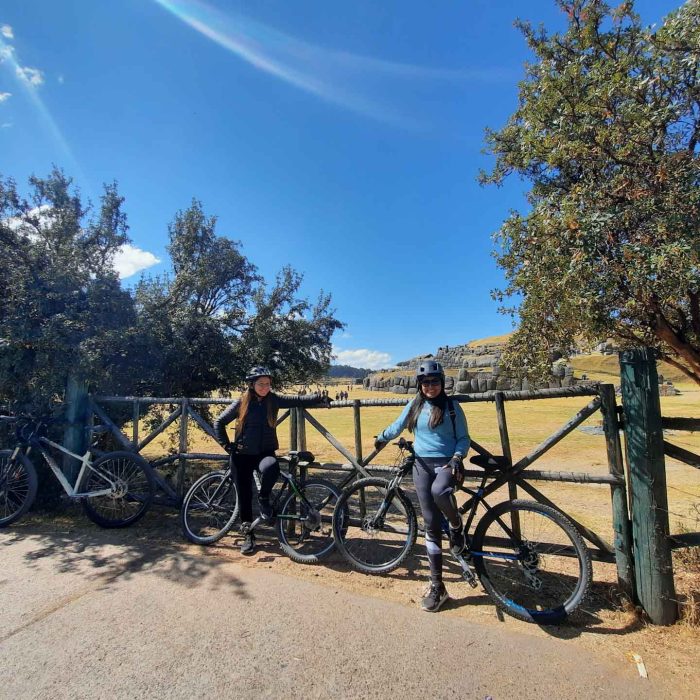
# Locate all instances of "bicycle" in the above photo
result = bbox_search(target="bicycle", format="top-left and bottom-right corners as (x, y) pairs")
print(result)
(332, 438), (592, 624)
(0, 414), (156, 528)
(180, 450), (343, 564)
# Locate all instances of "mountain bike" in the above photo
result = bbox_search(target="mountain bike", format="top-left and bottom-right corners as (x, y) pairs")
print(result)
(180, 450), (343, 564)
(332, 438), (592, 624)
(0, 414), (156, 528)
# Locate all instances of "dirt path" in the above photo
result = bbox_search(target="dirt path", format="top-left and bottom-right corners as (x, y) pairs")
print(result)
(1, 516), (697, 698)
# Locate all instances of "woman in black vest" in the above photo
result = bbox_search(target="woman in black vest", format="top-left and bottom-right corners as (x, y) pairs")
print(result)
(214, 366), (329, 555)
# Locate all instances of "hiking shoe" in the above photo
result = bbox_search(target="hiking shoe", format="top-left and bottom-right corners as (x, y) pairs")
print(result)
(258, 498), (274, 522)
(421, 581), (449, 612)
(449, 524), (466, 555)
(240, 528), (256, 555)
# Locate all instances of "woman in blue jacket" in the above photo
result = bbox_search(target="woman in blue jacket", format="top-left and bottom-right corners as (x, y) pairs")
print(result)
(214, 366), (328, 555)
(375, 360), (469, 612)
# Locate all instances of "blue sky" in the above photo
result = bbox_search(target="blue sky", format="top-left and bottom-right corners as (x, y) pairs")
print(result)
(0, 0), (682, 369)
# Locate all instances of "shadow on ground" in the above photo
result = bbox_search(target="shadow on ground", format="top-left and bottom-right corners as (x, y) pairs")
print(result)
(0, 505), (249, 597)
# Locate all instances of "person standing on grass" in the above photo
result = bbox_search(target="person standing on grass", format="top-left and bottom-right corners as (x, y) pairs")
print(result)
(214, 366), (330, 555)
(374, 360), (469, 612)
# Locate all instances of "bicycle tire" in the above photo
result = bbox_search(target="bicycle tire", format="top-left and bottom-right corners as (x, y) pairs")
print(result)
(332, 477), (417, 574)
(80, 451), (156, 528)
(181, 470), (239, 545)
(471, 499), (592, 624)
(0, 450), (38, 527)
(276, 478), (341, 564)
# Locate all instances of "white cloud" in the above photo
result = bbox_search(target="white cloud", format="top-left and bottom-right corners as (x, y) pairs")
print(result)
(0, 45), (14, 63)
(333, 347), (393, 370)
(57, 74), (65, 84)
(16, 66), (44, 86)
(0, 122), (11, 128)
(0, 92), (10, 102)
(113, 244), (160, 279)
(1, 25), (13, 40)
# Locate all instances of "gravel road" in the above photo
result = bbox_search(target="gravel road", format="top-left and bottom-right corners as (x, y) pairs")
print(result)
(0, 528), (664, 699)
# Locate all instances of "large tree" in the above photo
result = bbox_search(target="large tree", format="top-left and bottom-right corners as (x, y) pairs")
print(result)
(481, 0), (700, 383)
(0, 168), (136, 408)
(135, 200), (343, 395)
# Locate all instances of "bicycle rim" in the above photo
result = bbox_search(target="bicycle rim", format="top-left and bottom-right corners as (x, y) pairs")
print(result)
(181, 471), (238, 544)
(472, 500), (592, 623)
(333, 477), (417, 574)
(277, 479), (339, 563)
(81, 452), (155, 528)
(0, 450), (37, 527)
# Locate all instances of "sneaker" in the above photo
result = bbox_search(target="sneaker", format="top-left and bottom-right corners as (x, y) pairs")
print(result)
(421, 581), (449, 612)
(449, 525), (465, 555)
(258, 498), (274, 522)
(240, 529), (256, 555)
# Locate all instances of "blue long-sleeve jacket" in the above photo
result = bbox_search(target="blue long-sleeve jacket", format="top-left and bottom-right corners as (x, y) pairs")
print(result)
(377, 398), (470, 459)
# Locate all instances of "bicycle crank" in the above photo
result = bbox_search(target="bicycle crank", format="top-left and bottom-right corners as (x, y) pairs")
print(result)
(454, 551), (478, 588)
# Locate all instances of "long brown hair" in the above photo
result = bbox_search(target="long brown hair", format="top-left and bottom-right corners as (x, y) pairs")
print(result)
(406, 389), (446, 433)
(235, 384), (277, 437)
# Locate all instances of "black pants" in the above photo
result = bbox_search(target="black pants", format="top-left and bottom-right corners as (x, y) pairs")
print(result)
(413, 457), (460, 583)
(232, 451), (279, 523)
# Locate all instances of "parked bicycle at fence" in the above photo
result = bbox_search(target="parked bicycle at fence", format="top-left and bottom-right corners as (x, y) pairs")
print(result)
(0, 414), (156, 528)
(332, 438), (592, 624)
(180, 450), (343, 564)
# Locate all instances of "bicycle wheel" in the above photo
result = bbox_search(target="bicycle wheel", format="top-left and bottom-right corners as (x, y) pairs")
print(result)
(80, 451), (155, 528)
(0, 450), (38, 527)
(181, 470), (239, 545)
(333, 477), (417, 574)
(276, 478), (341, 564)
(471, 499), (592, 624)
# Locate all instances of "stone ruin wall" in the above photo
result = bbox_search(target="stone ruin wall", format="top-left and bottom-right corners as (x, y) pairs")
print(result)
(366, 342), (580, 394)
(364, 341), (680, 395)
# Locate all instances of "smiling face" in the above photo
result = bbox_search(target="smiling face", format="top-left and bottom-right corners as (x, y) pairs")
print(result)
(252, 376), (272, 398)
(419, 375), (442, 399)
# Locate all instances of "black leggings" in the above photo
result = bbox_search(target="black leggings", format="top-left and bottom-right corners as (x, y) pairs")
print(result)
(412, 457), (461, 584)
(232, 451), (279, 523)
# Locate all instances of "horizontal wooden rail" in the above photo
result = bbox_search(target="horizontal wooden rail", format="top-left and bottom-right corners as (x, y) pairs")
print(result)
(93, 385), (600, 409)
(661, 417), (700, 432)
(664, 441), (700, 469)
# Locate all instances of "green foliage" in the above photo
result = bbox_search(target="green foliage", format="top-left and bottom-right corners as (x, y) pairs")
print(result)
(481, 0), (700, 383)
(0, 168), (136, 409)
(133, 199), (344, 395)
(1, 178), (343, 411)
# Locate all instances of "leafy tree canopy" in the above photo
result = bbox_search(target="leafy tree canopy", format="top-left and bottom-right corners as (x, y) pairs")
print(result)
(0, 168), (135, 408)
(1, 176), (343, 408)
(481, 0), (700, 383)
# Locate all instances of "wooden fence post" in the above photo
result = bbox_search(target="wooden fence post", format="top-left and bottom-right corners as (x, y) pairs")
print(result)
(177, 398), (189, 501)
(495, 391), (520, 538)
(599, 383), (635, 604)
(619, 349), (677, 624)
(290, 408), (298, 452)
(63, 373), (89, 481)
(353, 400), (363, 464)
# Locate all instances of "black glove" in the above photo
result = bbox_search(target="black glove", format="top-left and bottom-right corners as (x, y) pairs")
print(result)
(448, 455), (465, 487)
(374, 437), (387, 451)
(224, 442), (236, 455)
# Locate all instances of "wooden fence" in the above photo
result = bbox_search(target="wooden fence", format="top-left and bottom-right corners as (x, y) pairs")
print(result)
(88, 384), (635, 604)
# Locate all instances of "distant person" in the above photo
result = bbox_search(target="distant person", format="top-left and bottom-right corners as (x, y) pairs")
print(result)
(374, 360), (469, 612)
(214, 366), (330, 555)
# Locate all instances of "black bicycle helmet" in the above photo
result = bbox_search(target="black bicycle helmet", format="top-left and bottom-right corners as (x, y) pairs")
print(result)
(246, 366), (273, 382)
(416, 360), (445, 382)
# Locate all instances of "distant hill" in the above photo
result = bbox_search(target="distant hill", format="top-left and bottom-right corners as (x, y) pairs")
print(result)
(328, 365), (372, 379)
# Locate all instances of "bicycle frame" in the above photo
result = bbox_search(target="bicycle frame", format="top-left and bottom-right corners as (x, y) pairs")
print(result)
(17, 437), (113, 499)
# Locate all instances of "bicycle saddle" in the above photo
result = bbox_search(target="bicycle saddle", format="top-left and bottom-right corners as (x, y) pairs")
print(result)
(290, 450), (315, 464)
(469, 454), (510, 471)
